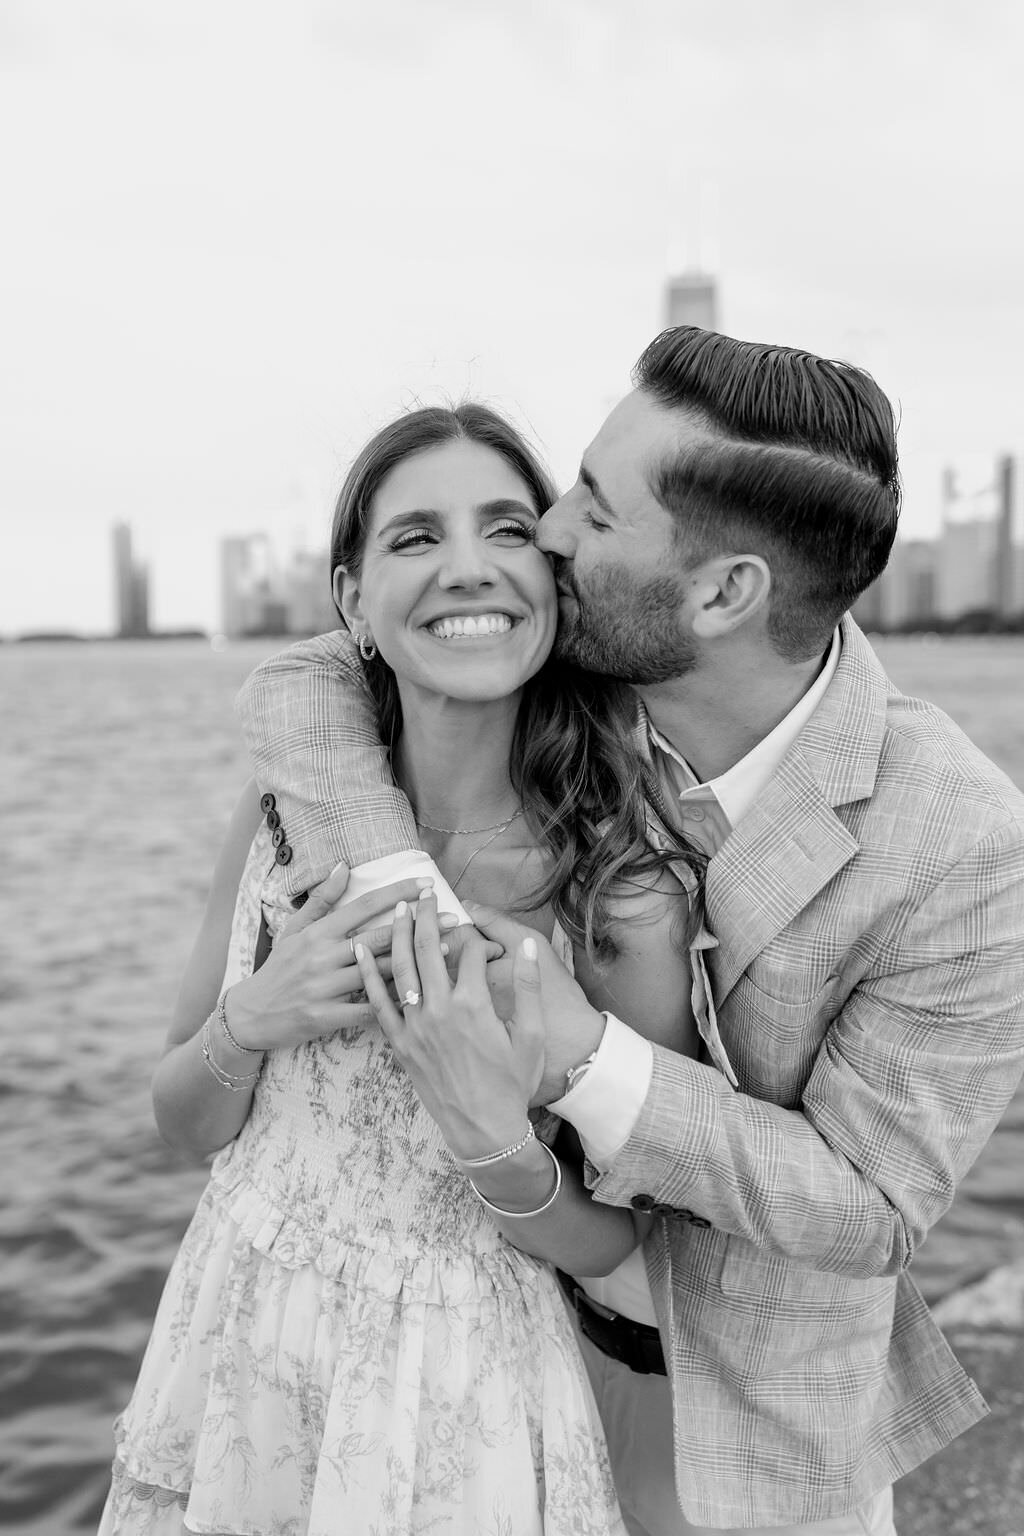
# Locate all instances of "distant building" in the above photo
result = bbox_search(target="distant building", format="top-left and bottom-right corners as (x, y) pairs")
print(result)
(220, 534), (286, 636)
(112, 521), (150, 637)
(665, 271), (718, 332)
(994, 455), (1016, 617)
(936, 517), (998, 620)
(853, 538), (938, 629)
(285, 549), (338, 636)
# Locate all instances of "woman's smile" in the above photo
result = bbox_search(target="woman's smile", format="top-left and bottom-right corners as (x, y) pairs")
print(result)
(424, 610), (519, 641)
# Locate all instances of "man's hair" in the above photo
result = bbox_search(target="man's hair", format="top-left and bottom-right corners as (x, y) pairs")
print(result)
(632, 327), (901, 659)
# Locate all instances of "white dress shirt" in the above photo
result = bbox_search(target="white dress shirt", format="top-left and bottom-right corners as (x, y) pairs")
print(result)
(557, 631), (841, 1323)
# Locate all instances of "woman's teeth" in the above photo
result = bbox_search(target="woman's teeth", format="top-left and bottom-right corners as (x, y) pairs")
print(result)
(427, 614), (514, 640)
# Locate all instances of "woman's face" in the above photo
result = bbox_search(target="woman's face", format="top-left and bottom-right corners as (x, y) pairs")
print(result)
(338, 439), (557, 706)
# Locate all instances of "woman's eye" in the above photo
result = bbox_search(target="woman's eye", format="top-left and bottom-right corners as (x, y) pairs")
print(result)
(389, 528), (436, 552)
(488, 520), (536, 542)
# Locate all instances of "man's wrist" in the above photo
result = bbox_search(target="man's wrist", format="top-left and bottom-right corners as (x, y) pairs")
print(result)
(537, 1007), (607, 1106)
(547, 1013), (653, 1170)
(563, 1036), (603, 1095)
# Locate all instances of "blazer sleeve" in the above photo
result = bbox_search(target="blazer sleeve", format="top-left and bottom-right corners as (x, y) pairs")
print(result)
(235, 629), (419, 896)
(586, 815), (1024, 1278)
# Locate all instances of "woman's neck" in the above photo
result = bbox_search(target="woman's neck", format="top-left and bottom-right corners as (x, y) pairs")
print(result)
(393, 689), (522, 831)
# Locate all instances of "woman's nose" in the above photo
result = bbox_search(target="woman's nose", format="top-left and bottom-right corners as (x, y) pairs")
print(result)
(437, 536), (500, 589)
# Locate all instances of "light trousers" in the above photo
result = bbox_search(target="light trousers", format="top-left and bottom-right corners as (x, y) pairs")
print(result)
(574, 1323), (897, 1536)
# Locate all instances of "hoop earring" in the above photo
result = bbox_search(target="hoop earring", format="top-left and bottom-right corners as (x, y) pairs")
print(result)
(357, 634), (377, 662)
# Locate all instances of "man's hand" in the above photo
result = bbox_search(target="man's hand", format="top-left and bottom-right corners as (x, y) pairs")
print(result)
(465, 903), (608, 1106)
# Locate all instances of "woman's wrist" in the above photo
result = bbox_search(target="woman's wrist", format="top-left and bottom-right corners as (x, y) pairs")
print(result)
(218, 982), (267, 1058)
(443, 1110), (534, 1165)
(460, 1138), (557, 1212)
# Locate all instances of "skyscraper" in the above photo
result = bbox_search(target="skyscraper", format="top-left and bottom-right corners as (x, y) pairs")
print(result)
(220, 534), (286, 636)
(111, 521), (150, 637)
(665, 272), (718, 332)
(994, 455), (1016, 617)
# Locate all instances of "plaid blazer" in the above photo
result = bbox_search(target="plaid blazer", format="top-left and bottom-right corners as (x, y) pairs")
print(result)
(236, 620), (1024, 1527)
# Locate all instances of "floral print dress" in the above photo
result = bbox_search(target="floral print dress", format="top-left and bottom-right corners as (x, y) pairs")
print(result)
(98, 825), (625, 1536)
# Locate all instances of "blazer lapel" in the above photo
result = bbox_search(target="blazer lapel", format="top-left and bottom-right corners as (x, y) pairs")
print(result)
(704, 762), (859, 1002)
(703, 618), (890, 1005)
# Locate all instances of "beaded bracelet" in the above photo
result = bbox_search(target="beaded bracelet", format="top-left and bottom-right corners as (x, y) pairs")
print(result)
(217, 991), (262, 1056)
(467, 1139), (563, 1219)
(201, 1013), (262, 1092)
(454, 1124), (535, 1168)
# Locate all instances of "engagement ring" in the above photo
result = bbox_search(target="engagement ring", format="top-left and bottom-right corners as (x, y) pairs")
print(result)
(402, 990), (421, 1008)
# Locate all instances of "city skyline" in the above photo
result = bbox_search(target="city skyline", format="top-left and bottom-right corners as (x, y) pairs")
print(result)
(94, 444), (1024, 645)
(4, 4), (1024, 635)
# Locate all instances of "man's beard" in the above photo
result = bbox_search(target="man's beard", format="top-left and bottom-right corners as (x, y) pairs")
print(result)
(553, 561), (699, 684)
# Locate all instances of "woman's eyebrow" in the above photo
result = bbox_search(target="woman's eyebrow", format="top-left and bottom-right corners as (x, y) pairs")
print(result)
(376, 509), (441, 535)
(475, 498), (538, 519)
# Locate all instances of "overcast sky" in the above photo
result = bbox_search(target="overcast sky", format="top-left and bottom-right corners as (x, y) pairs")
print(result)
(2, 0), (1022, 635)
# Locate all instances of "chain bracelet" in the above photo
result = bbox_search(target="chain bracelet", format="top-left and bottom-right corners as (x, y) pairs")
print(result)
(201, 1014), (262, 1092)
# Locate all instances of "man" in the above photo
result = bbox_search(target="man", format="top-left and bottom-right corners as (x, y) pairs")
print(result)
(238, 328), (1024, 1533)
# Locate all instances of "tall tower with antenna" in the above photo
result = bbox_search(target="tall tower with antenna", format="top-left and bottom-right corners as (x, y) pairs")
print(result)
(665, 271), (718, 331)
(664, 176), (719, 332)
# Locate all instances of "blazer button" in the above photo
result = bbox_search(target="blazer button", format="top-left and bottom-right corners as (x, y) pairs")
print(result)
(690, 1215), (712, 1229)
(265, 808), (281, 831)
(275, 844), (293, 866)
(630, 1194), (656, 1213)
(271, 827), (286, 848)
(672, 1207), (694, 1221)
(652, 1202), (675, 1218)
(260, 792), (276, 814)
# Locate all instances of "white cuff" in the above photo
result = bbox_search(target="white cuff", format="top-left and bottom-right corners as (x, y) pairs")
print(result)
(548, 1013), (653, 1171)
(331, 851), (473, 926)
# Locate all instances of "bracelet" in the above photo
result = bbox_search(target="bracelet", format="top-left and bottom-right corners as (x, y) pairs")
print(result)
(468, 1139), (563, 1219)
(217, 991), (262, 1056)
(453, 1124), (535, 1167)
(201, 1014), (262, 1092)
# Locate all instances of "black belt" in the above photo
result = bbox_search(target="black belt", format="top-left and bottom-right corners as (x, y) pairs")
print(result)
(557, 1270), (667, 1376)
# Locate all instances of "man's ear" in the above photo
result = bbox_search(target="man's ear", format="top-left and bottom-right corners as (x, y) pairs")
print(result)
(690, 554), (771, 639)
(333, 566), (370, 642)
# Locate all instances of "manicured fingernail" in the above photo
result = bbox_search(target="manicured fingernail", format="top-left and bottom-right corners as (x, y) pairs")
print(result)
(416, 879), (434, 891)
(440, 942), (450, 957)
(395, 901), (408, 918)
(522, 937), (538, 960)
(438, 913), (459, 929)
(354, 943), (365, 960)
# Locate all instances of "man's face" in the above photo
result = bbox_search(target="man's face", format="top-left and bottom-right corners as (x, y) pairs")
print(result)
(537, 391), (709, 683)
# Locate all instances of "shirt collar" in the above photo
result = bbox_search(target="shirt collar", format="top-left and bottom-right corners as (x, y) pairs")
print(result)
(647, 629), (842, 832)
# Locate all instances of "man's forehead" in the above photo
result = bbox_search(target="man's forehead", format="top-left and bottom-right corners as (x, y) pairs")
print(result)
(584, 389), (711, 485)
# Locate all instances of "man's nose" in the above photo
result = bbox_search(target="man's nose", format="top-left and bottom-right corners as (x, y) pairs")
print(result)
(537, 493), (576, 558)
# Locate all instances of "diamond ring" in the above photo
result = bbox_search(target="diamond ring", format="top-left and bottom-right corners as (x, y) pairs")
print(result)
(402, 990), (421, 1008)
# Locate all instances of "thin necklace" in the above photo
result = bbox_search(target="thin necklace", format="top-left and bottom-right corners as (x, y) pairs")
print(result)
(416, 808), (520, 835)
(414, 806), (524, 891)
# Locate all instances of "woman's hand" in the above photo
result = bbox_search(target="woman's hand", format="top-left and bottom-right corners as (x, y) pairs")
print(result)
(223, 865), (445, 1053)
(355, 892), (545, 1160)
(466, 904), (608, 1106)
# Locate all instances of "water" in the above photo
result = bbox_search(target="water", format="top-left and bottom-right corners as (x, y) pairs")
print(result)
(1, 635), (1022, 1535)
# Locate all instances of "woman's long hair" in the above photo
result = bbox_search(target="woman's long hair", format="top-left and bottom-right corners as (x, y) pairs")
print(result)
(330, 401), (704, 959)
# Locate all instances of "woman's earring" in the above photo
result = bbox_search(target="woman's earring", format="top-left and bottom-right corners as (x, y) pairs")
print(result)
(357, 634), (378, 662)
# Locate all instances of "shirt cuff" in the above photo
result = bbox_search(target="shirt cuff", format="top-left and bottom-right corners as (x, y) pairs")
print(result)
(333, 851), (473, 927)
(548, 1013), (653, 1170)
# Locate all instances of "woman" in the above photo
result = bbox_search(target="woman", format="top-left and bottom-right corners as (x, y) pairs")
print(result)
(99, 404), (701, 1536)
